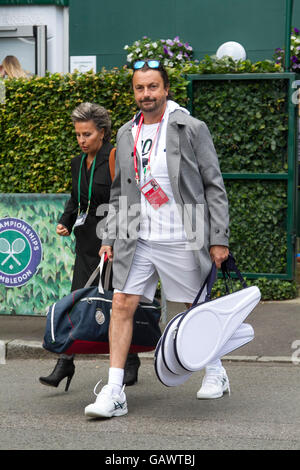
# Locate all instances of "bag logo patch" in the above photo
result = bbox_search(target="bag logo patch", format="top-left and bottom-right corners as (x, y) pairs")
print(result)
(95, 309), (106, 325)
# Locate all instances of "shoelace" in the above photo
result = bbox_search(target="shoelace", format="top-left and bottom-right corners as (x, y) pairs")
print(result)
(93, 379), (125, 397)
(93, 379), (103, 396)
(203, 372), (231, 395)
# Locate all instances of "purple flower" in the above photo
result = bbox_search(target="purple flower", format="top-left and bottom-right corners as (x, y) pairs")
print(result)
(291, 55), (298, 63)
(163, 46), (173, 57)
(174, 36), (180, 42)
(294, 27), (300, 34)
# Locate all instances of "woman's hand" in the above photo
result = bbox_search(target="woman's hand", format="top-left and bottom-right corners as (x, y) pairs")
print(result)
(99, 245), (113, 262)
(56, 224), (70, 236)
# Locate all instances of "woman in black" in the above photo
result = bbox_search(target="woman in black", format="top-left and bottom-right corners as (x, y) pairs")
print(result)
(39, 103), (140, 390)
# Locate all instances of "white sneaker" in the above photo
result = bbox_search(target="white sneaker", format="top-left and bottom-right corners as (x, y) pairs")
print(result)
(197, 366), (230, 399)
(84, 383), (128, 418)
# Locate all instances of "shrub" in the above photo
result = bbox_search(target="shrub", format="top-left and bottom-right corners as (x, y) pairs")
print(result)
(124, 36), (193, 67)
(274, 27), (300, 72)
(212, 277), (297, 301)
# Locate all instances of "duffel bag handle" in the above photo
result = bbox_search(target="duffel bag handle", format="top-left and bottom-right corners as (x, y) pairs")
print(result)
(84, 254), (112, 292)
(191, 262), (217, 307)
(221, 253), (247, 290)
(192, 253), (247, 307)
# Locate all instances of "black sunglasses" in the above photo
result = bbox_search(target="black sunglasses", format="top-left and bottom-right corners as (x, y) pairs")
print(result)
(133, 60), (161, 70)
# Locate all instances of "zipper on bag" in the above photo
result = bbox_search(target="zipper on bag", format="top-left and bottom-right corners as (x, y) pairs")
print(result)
(80, 297), (112, 303)
(50, 303), (56, 343)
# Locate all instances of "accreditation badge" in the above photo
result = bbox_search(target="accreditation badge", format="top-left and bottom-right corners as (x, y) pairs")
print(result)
(74, 212), (88, 227)
(140, 178), (169, 209)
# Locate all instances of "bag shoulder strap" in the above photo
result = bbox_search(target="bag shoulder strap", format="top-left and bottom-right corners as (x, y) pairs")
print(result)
(109, 147), (116, 181)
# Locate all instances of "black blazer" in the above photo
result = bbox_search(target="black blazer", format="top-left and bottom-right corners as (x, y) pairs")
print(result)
(59, 142), (113, 233)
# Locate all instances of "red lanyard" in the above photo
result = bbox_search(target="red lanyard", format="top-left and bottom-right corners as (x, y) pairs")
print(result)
(133, 112), (164, 185)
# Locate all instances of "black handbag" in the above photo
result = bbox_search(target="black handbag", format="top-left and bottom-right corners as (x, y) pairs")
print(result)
(42, 256), (161, 355)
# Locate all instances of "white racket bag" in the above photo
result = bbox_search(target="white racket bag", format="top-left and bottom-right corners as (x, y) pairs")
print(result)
(154, 322), (254, 387)
(154, 253), (260, 386)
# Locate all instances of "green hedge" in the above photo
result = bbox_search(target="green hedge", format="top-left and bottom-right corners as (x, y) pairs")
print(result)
(0, 58), (297, 299)
(0, 58), (281, 193)
(192, 78), (289, 275)
(193, 79), (289, 173)
(211, 277), (297, 301)
(0, 68), (136, 193)
(191, 74), (297, 298)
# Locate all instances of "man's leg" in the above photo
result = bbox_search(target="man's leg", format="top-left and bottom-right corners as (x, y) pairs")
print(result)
(109, 293), (141, 369)
(84, 293), (140, 418)
(85, 239), (158, 418)
(107, 293), (141, 394)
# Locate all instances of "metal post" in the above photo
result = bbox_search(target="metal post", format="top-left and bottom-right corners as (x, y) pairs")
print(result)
(286, 74), (297, 279)
(34, 25), (47, 76)
(285, 0), (294, 72)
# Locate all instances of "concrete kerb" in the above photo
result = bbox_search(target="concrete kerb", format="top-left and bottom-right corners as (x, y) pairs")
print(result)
(0, 339), (294, 364)
(0, 340), (6, 364)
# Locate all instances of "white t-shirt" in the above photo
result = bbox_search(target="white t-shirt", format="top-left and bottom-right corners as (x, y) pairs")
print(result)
(133, 102), (187, 241)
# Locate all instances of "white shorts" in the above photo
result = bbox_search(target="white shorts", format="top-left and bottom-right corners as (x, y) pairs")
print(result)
(114, 238), (205, 303)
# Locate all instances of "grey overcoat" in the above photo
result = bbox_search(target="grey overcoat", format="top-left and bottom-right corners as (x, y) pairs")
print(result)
(103, 108), (230, 292)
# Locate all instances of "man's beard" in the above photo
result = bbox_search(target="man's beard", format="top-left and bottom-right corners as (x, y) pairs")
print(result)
(139, 97), (165, 114)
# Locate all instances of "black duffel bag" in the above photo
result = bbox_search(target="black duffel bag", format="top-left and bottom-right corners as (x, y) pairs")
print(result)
(43, 256), (161, 355)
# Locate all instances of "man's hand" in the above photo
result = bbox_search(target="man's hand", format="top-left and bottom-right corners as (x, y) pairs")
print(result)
(99, 245), (113, 262)
(210, 245), (229, 269)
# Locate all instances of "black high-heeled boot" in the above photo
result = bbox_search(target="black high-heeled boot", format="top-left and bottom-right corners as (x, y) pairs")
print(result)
(39, 357), (75, 392)
(123, 353), (141, 386)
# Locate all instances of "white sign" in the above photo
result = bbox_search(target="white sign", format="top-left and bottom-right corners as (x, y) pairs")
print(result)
(70, 55), (97, 73)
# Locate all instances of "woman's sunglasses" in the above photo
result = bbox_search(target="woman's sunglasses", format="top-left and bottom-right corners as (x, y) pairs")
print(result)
(133, 60), (160, 70)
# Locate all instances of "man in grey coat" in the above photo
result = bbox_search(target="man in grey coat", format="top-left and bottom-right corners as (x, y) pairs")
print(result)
(84, 60), (230, 419)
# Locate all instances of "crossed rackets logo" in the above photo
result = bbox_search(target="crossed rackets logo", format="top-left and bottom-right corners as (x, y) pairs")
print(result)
(0, 237), (26, 268)
(0, 218), (42, 287)
(0, 230), (31, 276)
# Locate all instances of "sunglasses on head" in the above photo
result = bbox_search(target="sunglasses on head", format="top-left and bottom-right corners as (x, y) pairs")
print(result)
(133, 60), (160, 70)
